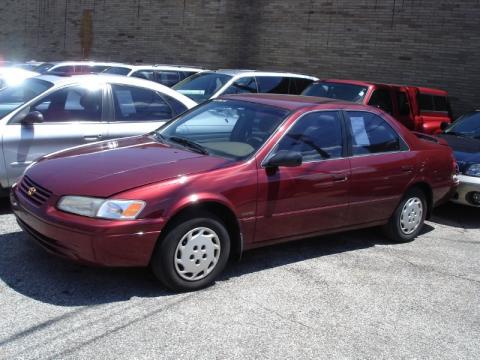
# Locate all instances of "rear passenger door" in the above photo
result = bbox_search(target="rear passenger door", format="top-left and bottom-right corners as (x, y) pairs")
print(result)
(106, 83), (185, 140)
(345, 111), (413, 225)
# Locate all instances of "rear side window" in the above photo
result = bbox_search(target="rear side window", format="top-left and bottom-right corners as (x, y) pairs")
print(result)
(223, 76), (258, 95)
(346, 111), (407, 155)
(131, 70), (155, 81)
(104, 67), (131, 76)
(368, 89), (393, 114)
(418, 93), (449, 112)
(155, 71), (181, 87)
(290, 78), (314, 94)
(256, 76), (289, 94)
(111, 84), (173, 121)
(276, 111), (343, 161)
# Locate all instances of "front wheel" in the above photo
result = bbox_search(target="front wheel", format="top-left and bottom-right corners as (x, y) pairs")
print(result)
(384, 188), (427, 243)
(150, 214), (230, 291)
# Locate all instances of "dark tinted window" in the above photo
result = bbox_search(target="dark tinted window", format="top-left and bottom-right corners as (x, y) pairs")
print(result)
(162, 93), (188, 115)
(111, 84), (172, 121)
(396, 91), (411, 115)
(368, 89), (393, 114)
(180, 71), (197, 80)
(290, 78), (314, 94)
(103, 67), (131, 76)
(276, 111), (343, 161)
(51, 66), (75, 74)
(31, 85), (102, 122)
(256, 76), (289, 94)
(302, 81), (368, 103)
(155, 71), (181, 87)
(0, 79), (53, 117)
(347, 111), (405, 155)
(434, 96), (448, 112)
(173, 72), (232, 103)
(131, 70), (155, 81)
(223, 76), (257, 95)
(35, 63), (55, 74)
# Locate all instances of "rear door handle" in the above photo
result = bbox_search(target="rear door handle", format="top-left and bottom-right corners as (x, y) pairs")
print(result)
(332, 173), (348, 182)
(400, 165), (413, 173)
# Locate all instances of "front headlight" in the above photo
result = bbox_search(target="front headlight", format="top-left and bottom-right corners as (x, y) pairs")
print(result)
(464, 164), (480, 177)
(57, 196), (146, 220)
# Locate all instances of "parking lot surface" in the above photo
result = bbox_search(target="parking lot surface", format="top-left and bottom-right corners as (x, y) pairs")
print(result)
(0, 199), (478, 359)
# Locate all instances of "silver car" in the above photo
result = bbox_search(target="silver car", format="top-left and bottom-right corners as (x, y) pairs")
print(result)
(0, 74), (197, 193)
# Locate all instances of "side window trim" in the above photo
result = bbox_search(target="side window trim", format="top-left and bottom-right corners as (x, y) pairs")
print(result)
(344, 110), (410, 158)
(261, 110), (347, 167)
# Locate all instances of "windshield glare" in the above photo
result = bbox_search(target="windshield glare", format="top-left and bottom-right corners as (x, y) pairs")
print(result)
(302, 82), (368, 103)
(173, 72), (232, 103)
(157, 99), (289, 160)
(0, 78), (53, 118)
(446, 112), (480, 139)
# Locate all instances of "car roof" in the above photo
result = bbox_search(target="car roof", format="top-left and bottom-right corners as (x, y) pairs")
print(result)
(48, 61), (128, 68)
(221, 93), (352, 111)
(125, 64), (205, 72)
(319, 79), (448, 95)
(210, 69), (318, 80)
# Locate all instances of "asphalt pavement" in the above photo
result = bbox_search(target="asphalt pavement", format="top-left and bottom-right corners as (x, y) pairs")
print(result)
(0, 199), (478, 359)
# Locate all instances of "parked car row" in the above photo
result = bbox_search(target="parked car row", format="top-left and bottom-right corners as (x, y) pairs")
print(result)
(0, 58), (478, 292)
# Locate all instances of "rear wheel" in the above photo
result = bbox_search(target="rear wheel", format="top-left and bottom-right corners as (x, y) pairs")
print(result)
(384, 188), (427, 243)
(150, 214), (230, 291)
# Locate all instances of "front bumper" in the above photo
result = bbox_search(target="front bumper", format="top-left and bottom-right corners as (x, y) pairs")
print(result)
(11, 185), (166, 267)
(451, 174), (480, 207)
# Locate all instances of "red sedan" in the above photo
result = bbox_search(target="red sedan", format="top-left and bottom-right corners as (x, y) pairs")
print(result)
(11, 94), (457, 291)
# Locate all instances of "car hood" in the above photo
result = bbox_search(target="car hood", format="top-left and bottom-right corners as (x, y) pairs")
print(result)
(26, 135), (234, 197)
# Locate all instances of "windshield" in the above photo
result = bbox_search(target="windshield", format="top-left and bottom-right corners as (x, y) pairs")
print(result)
(156, 99), (289, 160)
(445, 112), (480, 139)
(0, 78), (53, 118)
(172, 72), (232, 103)
(103, 66), (131, 75)
(302, 81), (368, 103)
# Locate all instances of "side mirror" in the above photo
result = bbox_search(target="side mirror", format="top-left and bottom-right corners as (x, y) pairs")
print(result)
(440, 122), (449, 131)
(21, 111), (44, 124)
(265, 150), (302, 168)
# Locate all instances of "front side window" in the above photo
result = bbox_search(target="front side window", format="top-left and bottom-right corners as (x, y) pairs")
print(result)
(368, 89), (393, 114)
(0, 79), (53, 118)
(29, 84), (103, 122)
(276, 111), (343, 162)
(302, 81), (368, 103)
(223, 76), (258, 95)
(173, 72), (232, 103)
(347, 111), (406, 155)
(111, 84), (172, 121)
(157, 99), (288, 160)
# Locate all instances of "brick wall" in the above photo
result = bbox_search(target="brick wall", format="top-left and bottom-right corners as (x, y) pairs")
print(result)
(0, 0), (478, 115)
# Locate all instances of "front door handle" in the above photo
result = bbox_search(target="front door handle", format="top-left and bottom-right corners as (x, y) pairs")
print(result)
(400, 165), (413, 173)
(332, 173), (348, 182)
(84, 134), (103, 141)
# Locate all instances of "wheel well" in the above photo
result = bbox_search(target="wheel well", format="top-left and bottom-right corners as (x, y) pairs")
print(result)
(408, 182), (433, 219)
(159, 202), (243, 261)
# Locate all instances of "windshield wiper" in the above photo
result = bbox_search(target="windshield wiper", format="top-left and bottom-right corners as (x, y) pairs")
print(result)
(168, 136), (209, 155)
(153, 132), (167, 142)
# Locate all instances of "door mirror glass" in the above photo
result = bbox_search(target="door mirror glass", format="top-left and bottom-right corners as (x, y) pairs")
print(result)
(266, 150), (302, 168)
(21, 111), (44, 124)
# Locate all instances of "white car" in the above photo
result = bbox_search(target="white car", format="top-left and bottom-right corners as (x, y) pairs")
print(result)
(172, 69), (319, 103)
(103, 64), (205, 87)
(42, 61), (129, 75)
(0, 67), (39, 89)
(0, 74), (197, 192)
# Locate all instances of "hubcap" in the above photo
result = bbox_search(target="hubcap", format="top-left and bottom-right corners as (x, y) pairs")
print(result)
(174, 227), (221, 281)
(399, 197), (423, 235)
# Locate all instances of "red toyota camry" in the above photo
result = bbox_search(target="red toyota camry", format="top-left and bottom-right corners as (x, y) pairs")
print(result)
(11, 94), (457, 291)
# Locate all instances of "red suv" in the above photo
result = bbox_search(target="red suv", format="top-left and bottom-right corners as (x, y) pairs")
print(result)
(11, 94), (457, 291)
(302, 79), (453, 134)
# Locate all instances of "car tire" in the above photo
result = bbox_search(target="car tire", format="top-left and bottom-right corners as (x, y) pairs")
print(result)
(150, 213), (230, 291)
(384, 188), (427, 243)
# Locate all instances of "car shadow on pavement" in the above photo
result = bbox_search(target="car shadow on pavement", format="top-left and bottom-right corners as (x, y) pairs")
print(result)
(430, 202), (480, 229)
(0, 204), (435, 307)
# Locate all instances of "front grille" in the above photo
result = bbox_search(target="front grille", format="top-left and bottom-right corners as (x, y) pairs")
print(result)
(18, 176), (52, 206)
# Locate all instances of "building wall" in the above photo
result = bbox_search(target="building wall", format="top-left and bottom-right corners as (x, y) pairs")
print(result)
(0, 0), (478, 114)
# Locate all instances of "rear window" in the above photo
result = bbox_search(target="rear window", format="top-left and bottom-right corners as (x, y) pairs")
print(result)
(302, 82), (368, 103)
(418, 93), (449, 112)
